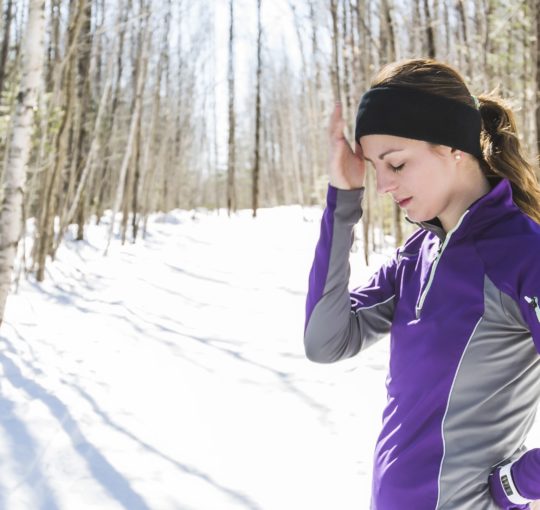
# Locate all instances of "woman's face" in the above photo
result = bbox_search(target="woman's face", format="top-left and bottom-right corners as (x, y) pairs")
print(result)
(359, 134), (459, 224)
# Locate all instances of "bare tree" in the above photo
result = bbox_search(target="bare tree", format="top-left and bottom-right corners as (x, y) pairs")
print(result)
(227, 0), (237, 216)
(252, 0), (262, 217)
(0, 0), (45, 324)
(0, 0), (535, 285)
(424, 0), (436, 58)
(330, 0), (342, 102)
(379, 0), (403, 247)
(104, 12), (149, 255)
(34, 0), (85, 281)
(0, 0), (13, 100)
(456, 0), (473, 79)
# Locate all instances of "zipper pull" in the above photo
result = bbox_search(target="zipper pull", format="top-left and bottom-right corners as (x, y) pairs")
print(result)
(524, 296), (540, 323)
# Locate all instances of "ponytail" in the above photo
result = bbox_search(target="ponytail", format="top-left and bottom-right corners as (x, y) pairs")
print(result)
(477, 93), (540, 224)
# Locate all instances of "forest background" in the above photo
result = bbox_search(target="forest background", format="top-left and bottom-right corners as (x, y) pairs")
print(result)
(0, 0), (538, 321)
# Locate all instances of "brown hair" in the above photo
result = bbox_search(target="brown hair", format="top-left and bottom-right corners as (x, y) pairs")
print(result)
(370, 58), (540, 223)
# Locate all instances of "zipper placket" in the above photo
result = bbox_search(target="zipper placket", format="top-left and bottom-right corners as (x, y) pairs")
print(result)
(415, 211), (469, 319)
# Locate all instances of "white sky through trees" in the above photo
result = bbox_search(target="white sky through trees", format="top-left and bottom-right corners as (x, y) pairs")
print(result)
(213, 0), (307, 169)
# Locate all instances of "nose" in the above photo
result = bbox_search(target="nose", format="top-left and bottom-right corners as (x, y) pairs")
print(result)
(375, 167), (398, 195)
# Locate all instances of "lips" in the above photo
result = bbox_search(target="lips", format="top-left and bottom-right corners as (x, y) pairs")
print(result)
(396, 197), (412, 208)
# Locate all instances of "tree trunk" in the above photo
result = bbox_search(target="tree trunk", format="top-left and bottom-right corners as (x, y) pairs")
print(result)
(0, 0), (13, 100)
(136, 0), (169, 239)
(252, 0), (262, 217)
(423, 0), (436, 58)
(330, 0), (342, 102)
(45, 0), (61, 92)
(443, 0), (451, 59)
(94, 0), (127, 224)
(104, 16), (148, 255)
(227, 0), (236, 215)
(35, 0), (85, 282)
(456, 0), (473, 80)
(379, 0), (402, 247)
(56, 50), (114, 244)
(380, 0), (397, 61)
(342, 0), (352, 118)
(0, 0), (45, 325)
(53, 0), (92, 250)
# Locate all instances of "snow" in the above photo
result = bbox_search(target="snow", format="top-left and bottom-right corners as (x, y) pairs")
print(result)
(0, 205), (539, 509)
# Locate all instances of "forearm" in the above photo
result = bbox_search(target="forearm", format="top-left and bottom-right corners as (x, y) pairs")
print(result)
(304, 184), (364, 362)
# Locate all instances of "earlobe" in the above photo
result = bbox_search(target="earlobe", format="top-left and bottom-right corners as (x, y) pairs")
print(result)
(451, 148), (462, 161)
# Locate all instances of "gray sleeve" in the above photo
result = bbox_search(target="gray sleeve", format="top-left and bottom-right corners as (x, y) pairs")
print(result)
(304, 184), (396, 364)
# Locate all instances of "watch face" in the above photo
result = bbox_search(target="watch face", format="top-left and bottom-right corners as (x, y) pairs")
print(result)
(501, 474), (513, 497)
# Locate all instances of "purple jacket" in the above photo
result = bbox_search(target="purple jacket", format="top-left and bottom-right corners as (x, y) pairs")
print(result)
(304, 178), (540, 509)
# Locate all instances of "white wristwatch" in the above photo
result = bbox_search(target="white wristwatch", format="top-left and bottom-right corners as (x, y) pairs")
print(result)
(498, 461), (532, 505)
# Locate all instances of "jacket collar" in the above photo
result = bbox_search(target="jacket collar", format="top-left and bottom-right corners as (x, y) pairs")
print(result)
(408, 177), (517, 241)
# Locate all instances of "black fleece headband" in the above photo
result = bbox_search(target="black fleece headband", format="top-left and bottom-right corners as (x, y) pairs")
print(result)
(355, 86), (483, 159)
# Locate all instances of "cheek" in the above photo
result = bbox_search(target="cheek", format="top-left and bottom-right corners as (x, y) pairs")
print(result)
(411, 161), (449, 193)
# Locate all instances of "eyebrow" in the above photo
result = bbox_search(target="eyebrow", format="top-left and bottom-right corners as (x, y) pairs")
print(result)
(363, 149), (403, 163)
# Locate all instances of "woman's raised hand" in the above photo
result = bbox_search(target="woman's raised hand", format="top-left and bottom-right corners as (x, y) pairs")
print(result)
(328, 102), (366, 190)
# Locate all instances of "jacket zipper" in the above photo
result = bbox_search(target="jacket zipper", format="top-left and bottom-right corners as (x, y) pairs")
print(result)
(525, 296), (540, 323)
(415, 211), (469, 319)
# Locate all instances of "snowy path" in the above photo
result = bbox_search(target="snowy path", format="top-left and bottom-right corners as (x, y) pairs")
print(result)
(0, 207), (538, 509)
(0, 208), (390, 510)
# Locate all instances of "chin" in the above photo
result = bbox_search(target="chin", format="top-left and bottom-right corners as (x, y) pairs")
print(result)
(407, 208), (437, 224)
(405, 212), (424, 223)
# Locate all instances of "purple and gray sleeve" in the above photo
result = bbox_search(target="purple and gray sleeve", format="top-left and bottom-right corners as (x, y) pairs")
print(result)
(489, 260), (540, 507)
(304, 183), (396, 364)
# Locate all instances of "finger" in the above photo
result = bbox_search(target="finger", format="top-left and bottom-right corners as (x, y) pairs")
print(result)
(354, 141), (364, 158)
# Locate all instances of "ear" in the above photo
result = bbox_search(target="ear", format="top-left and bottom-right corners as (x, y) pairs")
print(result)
(439, 146), (462, 163)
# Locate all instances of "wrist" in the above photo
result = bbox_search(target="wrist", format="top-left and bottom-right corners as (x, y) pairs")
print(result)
(328, 173), (365, 190)
(328, 181), (365, 192)
(489, 460), (531, 509)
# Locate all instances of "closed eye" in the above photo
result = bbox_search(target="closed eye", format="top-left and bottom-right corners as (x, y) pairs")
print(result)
(390, 163), (405, 172)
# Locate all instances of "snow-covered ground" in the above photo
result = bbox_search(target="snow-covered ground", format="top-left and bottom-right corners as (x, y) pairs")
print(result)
(1, 205), (539, 510)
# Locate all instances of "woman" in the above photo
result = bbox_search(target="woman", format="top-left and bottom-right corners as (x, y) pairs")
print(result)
(304, 58), (540, 509)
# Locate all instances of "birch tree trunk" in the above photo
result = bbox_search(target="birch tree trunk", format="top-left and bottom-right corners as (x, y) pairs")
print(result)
(0, 0), (45, 325)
